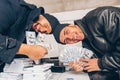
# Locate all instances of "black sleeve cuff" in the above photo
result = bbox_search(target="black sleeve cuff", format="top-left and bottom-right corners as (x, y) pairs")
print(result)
(0, 41), (21, 64)
(98, 58), (104, 70)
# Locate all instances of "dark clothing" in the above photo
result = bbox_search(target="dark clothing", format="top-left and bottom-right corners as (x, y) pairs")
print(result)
(74, 6), (120, 80)
(0, 0), (44, 66)
(88, 71), (119, 80)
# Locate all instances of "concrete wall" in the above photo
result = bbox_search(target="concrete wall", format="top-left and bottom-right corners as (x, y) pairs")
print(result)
(25, 0), (120, 13)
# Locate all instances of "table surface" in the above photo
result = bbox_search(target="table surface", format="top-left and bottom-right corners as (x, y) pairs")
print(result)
(49, 71), (90, 80)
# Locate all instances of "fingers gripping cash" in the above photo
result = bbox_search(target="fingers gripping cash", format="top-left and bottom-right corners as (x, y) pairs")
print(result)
(19, 31), (48, 63)
(59, 45), (94, 72)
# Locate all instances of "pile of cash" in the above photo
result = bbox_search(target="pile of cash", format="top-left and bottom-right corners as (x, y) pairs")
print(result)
(59, 45), (94, 63)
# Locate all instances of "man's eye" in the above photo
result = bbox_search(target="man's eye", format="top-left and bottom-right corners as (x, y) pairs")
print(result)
(64, 30), (66, 36)
(64, 31), (68, 36)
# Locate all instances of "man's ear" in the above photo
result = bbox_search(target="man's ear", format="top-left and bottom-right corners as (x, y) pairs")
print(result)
(39, 15), (43, 19)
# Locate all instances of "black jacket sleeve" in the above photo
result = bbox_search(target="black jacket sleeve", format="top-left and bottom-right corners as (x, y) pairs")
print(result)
(78, 6), (120, 71)
(97, 8), (120, 70)
(0, 34), (21, 64)
(0, 0), (35, 64)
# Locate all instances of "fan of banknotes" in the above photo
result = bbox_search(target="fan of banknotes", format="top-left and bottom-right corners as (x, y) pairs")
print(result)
(59, 45), (94, 63)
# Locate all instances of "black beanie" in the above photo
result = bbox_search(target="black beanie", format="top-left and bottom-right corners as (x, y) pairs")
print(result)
(53, 24), (70, 44)
(42, 13), (60, 33)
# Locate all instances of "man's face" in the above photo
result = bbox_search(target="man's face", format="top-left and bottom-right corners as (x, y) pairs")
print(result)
(60, 25), (85, 44)
(32, 15), (52, 34)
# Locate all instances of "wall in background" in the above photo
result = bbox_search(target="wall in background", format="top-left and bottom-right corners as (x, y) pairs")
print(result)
(25, 0), (120, 13)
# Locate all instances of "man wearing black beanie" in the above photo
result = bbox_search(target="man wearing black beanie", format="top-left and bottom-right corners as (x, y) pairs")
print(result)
(53, 24), (70, 43)
(0, 0), (60, 72)
(32, 13), (60, 34)
(53, 6), (120, 80)
(42, 13), (60, 33)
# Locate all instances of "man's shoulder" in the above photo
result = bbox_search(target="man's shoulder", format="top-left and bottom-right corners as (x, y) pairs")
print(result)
(19, 0), (37, 9)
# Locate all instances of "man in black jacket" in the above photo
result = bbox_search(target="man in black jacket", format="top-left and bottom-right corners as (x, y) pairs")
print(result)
(0, 0), (59, 72)
(53, 6), (120, 80)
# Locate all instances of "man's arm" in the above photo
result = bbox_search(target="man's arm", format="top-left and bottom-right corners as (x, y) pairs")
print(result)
(17, 43), (48, 60)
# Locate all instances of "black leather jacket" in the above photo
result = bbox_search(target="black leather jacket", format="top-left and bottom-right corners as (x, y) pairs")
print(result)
(74, 6), (120, 71)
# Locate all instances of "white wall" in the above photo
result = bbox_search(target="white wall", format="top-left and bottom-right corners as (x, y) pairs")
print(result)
(25, 0), (120, 13)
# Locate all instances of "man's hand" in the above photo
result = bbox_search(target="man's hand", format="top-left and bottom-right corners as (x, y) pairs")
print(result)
(69, 61), (83, 72)
(81, 58), (101, 72)
(17, 44), (48, 60)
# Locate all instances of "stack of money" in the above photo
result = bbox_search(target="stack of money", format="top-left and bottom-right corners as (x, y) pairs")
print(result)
(59, 45), (94, 63)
